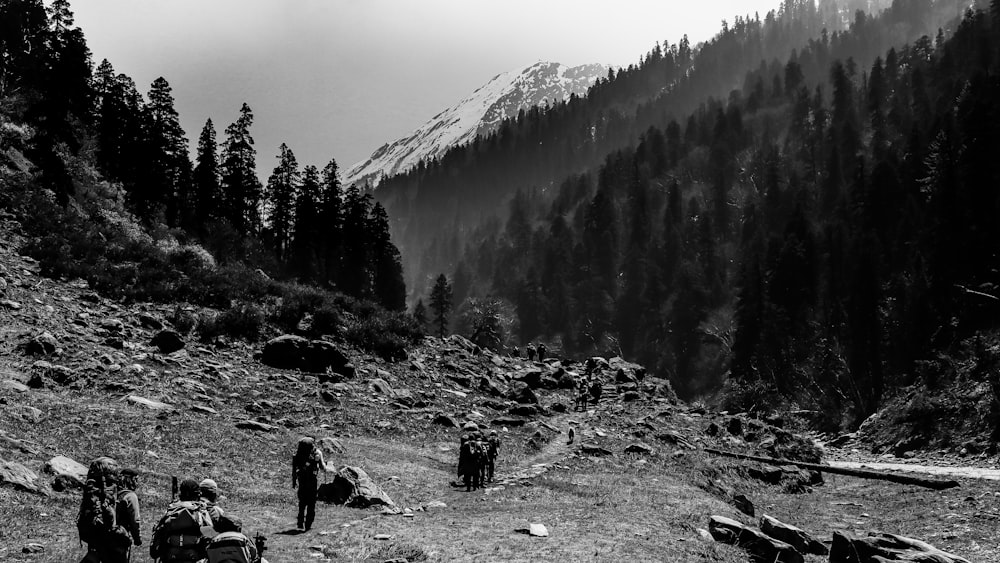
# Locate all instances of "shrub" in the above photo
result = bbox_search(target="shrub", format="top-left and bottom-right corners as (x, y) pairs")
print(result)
(167, 306), (197, 334)
(197, 303), (266, 343)
(344, 310), (422, 361)
(270, 283), (329, 331)
(311, 304), (342, 336)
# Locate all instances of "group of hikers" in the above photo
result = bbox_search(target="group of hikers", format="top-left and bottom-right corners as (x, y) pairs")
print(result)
(76, 436), (332, 562)
(456, 424), (501, 491)
(574, 373), (605, 411)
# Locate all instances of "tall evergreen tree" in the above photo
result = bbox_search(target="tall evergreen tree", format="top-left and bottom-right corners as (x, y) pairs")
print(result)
(340, 186), (373, 298)
(220, 102), (261, 234)
(369, 202), (407, 311)
(291, 165), (323, 280)
(147, 76), (191, 226)
(429, 274), (453, 338)
(320, 159), (343, 285)
(265, 143), (300, 262)
(194, 118), (221, 229)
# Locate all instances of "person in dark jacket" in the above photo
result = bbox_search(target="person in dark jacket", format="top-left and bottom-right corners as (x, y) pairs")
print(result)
(149, 479), (214, 563)
(292, 437), (328, 531)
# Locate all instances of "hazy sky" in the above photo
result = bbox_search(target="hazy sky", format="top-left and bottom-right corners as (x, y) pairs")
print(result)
(73, 1), (777, 172)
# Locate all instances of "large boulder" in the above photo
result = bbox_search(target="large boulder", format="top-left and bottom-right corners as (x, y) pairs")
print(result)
(759, 515), (828, 556)
(150, 330), (184, 353)
(44, 455), (87, 490)
(261, 335), (349, 373)
(829, 531), (970, 563)
(508, 381), (539, 405)
(513, 369), (544, 389)
(19, 332), (58, 356)
(709, 515), (803, 563)
(318, 466), (396, 510)
(1, 460), (44, 495)
(478, 376), (504, 397)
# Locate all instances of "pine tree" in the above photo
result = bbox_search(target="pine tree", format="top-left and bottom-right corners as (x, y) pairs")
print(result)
(194, 119), (221, 229)
(340, 186), (373, 298)
(320, 159), (343, 285)
(147, 77), (191, 226)
(291, 165), (323, 279)
(413, 299), (428, 333)
(265, 143), (300, 262)
(429, 274), (453, 338)
(220, 102), (261, 234)
(369, 202), (407, 311)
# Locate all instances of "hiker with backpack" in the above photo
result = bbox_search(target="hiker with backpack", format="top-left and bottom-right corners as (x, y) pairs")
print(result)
(78, 457), (137, 563)
(205, 514), (269, 563)
(457, 434), (475, 492)
(199, 478), (225, 522)
(291, 436), (328, 531)
(149, 478), (216, 562)
(486, 430), (500, 483)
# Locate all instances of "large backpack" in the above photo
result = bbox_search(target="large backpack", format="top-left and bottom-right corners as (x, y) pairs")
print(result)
(207, 531), (254, 563)
(161, 501), (214, 534)
(77, 457), (120, 544)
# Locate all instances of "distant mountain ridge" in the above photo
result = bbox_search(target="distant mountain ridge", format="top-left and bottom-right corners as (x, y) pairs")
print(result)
(343, 61), (609, 188)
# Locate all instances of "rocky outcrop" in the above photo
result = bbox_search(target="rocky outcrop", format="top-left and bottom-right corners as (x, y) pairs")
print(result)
(260, 335), (349, 374)
(759, 515), (828, 556)
(318, 466), (396, 510)
(708, 515), (803, 563)
(1, 460), (44, 495)
(829, 531), (970, 563)
(150, 330), (184, 353)
(508, 381), (539, 405)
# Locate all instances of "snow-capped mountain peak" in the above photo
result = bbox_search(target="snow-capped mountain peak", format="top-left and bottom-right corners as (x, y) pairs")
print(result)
(344, 61), (609, 188)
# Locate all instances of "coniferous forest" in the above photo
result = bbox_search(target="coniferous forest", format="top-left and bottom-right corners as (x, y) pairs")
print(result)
(0, 0), (406, 313)
(382, 0), (1000, 428)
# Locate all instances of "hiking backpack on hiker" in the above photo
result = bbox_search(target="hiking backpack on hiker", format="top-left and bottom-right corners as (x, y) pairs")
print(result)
(77, 456), (121, 545)
(206, 531), (255, 563)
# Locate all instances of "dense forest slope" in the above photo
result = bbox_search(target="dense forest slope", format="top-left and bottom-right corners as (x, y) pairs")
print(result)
(392, 0), (1000, 433)
(378, 0), (968, 299)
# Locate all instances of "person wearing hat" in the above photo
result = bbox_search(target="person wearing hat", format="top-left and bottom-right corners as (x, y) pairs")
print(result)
(149, 478), (214, 562)
(292, 436), (328, 531)
(198, 478), (224, 522)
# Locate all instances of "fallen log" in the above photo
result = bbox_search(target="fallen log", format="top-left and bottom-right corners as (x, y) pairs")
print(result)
(704, 448), (959, 491)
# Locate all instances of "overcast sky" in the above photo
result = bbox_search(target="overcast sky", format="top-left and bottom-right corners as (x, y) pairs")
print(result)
(73, 1), (778, 172)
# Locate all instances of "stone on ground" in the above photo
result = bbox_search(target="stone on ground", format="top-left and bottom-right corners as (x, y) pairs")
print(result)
(128, 395), (173, 410)
(318, 466), (396, 510)
(1, 460), (44, 495)
(150, 330), (184, 353)
(709, 515), (803, 563)
(829, 531), (970, 563)
(529, 523), (549, 537)
(43, 455), (87, 488)
(760, 514), (828, 556)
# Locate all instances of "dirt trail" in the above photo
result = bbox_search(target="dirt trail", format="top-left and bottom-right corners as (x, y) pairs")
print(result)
(494, 409), (591, 485)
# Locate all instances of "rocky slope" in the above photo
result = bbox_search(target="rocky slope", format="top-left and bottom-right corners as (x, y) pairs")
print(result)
(343, 61), (609, 188)
(1, 210), (996, 561)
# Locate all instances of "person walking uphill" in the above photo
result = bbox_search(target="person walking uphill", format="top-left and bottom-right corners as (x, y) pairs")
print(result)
(292, 436), (328, 531)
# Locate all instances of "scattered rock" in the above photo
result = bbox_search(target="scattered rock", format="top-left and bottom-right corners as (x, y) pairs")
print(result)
(432, 413), (460, 428)
(622, 390), (641, 402)
(43, 455), (87, 489)
(318, 466), (396, 510)
(759, 515), (827, 556)
(423, 500), (447, 510)
(235, 420), (277, 432)
(19, 331), (58, 356)
(2, 379), (29, 393)
(261, 335), (349, 373)
(150, 330), (184, 353)
(22, 543), (44, 554)
(127, 396), (173, 410)
(708, 515), (803, 563)
(508, 404), (544, 417)
(490, 416), (527, 427)
(733, 494), (755, 517)
(829, 531), (970, 563)
(138, 313), (164, 330)
(370, 378), (394, 396)
(1, 299), (22, 310)
(508, 381), (539, 405)
(478, 376), (504, 397)
(529, 523), (549, 537)
(318, 437), (346, 454)
(579, 443), (612, 456)
(624, 442), (654, 455)
(549, 402), (567, 413)
(191, 405), (219, 415)
(33, 361), (76, 386)
(1, 460), (44, 495)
